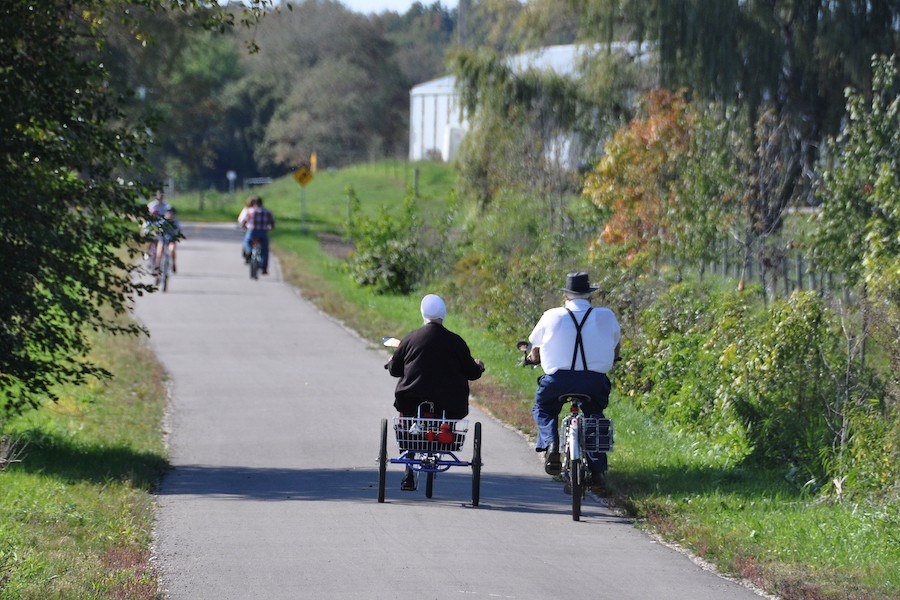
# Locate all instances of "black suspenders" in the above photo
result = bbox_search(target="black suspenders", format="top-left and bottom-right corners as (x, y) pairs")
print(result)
(566, 308), (593, 371)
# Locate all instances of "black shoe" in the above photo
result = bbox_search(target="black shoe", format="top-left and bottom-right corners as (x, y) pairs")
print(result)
(400, 468), (416, 491)
(544, 442), (561, 476)
(261, 269), (268, 275)
(590, 471), (606, 493)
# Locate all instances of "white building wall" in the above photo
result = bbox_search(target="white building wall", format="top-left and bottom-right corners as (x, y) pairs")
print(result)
(409, 75), (466, 162)
(408, 43), (653, 165)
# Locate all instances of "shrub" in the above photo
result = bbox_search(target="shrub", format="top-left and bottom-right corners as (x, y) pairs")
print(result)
(618, 282), (754, 466)
(345, 191), (425, 294)
(622, 282), (891, 486)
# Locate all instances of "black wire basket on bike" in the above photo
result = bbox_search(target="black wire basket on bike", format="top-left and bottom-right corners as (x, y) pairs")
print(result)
(580, 417), (614, 453)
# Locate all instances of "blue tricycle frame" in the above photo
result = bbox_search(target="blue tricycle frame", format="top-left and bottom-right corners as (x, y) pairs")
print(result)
(377, 412), (482, 506)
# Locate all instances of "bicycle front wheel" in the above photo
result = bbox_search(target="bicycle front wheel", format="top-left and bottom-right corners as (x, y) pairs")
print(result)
(160, 251), (170, 292)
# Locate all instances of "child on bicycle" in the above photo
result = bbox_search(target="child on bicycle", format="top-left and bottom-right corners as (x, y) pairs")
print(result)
(156, 207), (181, 274)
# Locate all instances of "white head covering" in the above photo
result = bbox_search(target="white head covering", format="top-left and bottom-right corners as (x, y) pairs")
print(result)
(420, 294), (446, 321)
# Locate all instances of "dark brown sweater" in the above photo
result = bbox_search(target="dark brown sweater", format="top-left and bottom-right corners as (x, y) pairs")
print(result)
(387, 322), (483, 419)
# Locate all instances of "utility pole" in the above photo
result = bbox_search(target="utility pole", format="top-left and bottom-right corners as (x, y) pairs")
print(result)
(458, 0), (466, 48)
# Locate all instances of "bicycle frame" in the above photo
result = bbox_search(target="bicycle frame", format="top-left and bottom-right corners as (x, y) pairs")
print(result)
(516, 340), (614, 520)
(249, 239), (263, 279)
(559, 394), (614, 521)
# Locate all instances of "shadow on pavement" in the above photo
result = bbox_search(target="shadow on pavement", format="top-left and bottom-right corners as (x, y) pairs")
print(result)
(180, 223), (246, 242)
(158, 464), (631, 521)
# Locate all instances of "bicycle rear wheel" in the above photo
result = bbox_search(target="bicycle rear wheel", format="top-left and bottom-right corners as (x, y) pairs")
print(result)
(249, 247), (260, 280)
(377, 418), (387, 503)
(571, 459), (583, 521)
(471, 422), (482, 506)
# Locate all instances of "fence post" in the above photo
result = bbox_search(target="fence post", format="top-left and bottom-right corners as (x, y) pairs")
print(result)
(796, 254), (804, 291)
(783, 256), (790, 296)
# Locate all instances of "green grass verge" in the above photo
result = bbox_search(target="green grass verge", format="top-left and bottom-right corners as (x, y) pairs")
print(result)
(246, 161), (898, 600)
(0, 328), (168, 600)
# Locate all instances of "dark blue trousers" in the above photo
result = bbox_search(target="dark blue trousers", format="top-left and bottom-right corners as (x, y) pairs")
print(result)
(532, 369), (611, 473)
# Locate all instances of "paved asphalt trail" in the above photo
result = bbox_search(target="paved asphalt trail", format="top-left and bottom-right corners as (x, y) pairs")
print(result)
(135, 223), (766, 600)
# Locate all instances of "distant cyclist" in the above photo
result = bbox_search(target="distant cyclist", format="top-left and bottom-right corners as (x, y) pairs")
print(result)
(156, 207), (181, 274)
(143, 191), (171, 263)
(238, 196), (275, 275)
(237, 196), (255, 264)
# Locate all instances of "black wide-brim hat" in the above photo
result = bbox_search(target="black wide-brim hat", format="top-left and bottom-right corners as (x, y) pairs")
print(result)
(560, 271), (599, 294)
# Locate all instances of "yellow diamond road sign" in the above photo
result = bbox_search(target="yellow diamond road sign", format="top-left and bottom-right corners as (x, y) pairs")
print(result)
(293, 165), (313, 186)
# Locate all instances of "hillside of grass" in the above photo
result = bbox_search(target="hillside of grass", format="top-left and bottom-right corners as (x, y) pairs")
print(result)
(168, 160), (456, 231)
(168, 160), (900, 600)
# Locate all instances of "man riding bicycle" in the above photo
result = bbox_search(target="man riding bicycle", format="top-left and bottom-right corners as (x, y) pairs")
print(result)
(386, 294), (485, 490)
(524, 271), (620, 491)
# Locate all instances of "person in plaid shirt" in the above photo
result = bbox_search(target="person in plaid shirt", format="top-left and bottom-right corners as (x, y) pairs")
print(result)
(238, 196), (276, 274)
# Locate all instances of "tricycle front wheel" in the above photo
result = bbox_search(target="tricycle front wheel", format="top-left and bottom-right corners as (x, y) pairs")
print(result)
(425, 472), (434, 498)
(377, 418), (387, 503)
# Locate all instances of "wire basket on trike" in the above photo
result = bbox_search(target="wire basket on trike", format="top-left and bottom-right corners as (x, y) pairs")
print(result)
(377, 403), (482, 506)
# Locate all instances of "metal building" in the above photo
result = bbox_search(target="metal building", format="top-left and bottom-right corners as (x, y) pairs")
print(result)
(407, 43), (653, 164)
(408, 75), (466, 163)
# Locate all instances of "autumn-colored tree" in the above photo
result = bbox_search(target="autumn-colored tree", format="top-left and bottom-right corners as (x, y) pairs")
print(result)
(583, 89), (691, 268)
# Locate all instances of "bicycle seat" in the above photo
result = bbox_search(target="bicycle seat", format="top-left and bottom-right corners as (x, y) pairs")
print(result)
(559, 393), (593, 404)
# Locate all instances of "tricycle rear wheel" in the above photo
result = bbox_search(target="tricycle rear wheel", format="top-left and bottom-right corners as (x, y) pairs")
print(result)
(472, 422), (482, 506)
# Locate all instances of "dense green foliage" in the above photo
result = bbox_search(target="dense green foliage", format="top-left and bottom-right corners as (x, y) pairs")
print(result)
(556, 0), (900, 201)
(619, 283), (890, 489)
(0, 0), (157, 415)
